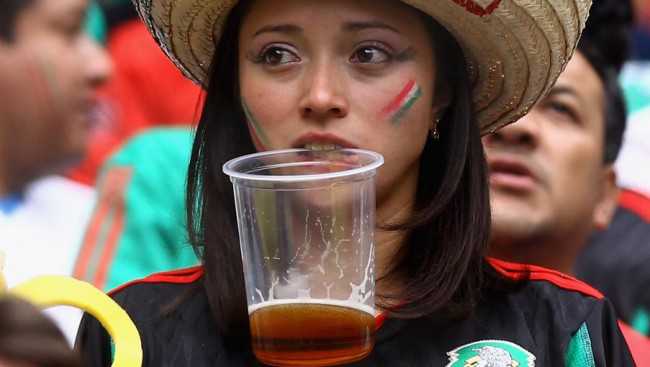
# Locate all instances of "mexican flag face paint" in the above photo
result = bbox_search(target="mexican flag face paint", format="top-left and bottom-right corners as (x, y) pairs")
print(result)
(381, 80), (422, 126)
(242, 101), (271, 150)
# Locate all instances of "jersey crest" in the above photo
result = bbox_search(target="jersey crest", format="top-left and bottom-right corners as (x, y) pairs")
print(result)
(446, 340), (536, 367)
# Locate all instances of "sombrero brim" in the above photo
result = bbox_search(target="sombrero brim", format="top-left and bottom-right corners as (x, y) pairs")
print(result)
(133, 0), (591, 134)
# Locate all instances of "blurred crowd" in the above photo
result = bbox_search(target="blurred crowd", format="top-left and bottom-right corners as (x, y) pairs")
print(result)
(1, 0), (650, 365)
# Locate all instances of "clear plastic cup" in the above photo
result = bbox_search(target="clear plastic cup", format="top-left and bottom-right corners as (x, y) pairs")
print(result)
(223, 149), (384, 367)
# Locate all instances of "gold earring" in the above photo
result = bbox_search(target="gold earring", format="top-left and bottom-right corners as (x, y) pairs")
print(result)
(431, 118), (441, 140)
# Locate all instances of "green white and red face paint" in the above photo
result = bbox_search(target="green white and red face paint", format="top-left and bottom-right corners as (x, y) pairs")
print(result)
(381, 80), (422, 126)
(242, 101), (271, 151)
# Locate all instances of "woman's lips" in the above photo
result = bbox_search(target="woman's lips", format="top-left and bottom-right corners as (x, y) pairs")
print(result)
(291, 132), (358, 150)
(288, 132), (364, 173)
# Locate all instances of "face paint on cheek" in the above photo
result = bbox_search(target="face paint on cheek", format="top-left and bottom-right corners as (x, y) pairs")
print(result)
(380, 80), (423, 126)
(242, 101), (271, 151)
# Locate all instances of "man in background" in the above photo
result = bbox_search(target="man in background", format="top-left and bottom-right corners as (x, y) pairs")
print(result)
(0, 0), (111, 342)
(484, 0), (650, 361)
(485, 0), (629, 277)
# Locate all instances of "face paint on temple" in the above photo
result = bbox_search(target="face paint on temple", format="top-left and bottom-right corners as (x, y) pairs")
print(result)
(380, 80), (422, 126)
(242, 100), (271, 150)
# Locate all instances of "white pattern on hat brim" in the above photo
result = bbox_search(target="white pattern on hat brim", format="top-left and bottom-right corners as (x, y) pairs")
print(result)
(133, 0), (591, 135)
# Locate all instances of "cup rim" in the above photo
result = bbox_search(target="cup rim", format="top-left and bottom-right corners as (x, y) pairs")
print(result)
(222, 148), (384, 183)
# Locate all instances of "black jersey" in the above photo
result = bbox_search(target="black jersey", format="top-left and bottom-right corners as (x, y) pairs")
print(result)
(76, 260), (635, 366)
(577, 189), (650, 335)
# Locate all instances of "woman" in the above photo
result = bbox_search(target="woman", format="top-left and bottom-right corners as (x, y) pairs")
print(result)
(77, 0), (635, 365)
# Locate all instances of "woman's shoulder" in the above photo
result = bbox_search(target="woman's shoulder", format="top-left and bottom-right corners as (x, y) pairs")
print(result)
(76, 266), (226, 366)
(109, 266), (205, 299)
(106, 266), (208, 325)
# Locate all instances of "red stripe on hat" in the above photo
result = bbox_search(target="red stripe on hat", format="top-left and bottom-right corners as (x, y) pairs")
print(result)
(488, 258), (604, 299)
(619, 189), (650, 223)
(452, 0), (502, 17)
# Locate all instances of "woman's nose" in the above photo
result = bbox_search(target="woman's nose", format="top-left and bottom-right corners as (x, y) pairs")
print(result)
(298, 61), (349, 121)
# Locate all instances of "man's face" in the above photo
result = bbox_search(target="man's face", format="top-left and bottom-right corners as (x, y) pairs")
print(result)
(484, 52), (618, 264)
(0, 0), (111, 186)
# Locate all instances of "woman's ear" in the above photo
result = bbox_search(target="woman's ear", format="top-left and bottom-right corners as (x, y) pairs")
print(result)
(593, 165), (620, 230)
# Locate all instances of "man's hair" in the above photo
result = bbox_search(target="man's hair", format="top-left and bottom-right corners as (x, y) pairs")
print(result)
(0, 0), (36, 41)
(578, 0), (634, 164)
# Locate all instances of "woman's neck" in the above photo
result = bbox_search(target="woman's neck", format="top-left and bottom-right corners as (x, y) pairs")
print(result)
(374, 193), (417, 304)
(374, 227), (407, 304)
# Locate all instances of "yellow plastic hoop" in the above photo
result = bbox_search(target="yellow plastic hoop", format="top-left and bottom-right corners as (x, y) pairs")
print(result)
(10, 276), (142, 367)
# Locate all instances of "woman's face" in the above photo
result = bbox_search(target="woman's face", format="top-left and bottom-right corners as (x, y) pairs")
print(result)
(239, 0), (440, 214)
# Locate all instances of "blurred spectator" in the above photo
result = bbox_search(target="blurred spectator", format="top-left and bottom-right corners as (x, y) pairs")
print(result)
(73, 128), (198, 291)
(68, 0), (201, 185)
(486, 0), (631, 277)
(0, 0), (111, 343)
(485, 0), (650, 361)
(0, 296), (81, 367)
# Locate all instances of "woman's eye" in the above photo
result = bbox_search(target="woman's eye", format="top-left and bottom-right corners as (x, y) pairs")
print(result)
(259, 47), (300, 66)
(350, 47), (391, 64)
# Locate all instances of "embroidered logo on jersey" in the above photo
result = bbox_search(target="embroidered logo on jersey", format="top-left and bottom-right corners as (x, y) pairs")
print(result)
(446, 340), (536, 367)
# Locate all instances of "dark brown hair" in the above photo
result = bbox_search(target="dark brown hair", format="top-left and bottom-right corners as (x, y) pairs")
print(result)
(186, 0), (492, 343)
(0, 296), (81, 367)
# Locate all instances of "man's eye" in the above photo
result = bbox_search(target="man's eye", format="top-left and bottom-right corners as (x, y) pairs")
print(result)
(259, 47), (300, 66)
(546, 101), (579, 124)
(549, 101), (574, 117)
(350, 47), (391, 64)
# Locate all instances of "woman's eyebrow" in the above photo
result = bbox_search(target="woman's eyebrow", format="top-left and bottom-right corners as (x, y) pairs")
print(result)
(342, 21), (401, 34)
(253, 24), (303, 37)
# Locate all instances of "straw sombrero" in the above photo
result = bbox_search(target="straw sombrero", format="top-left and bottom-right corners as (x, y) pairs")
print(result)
(132, 0), (591, 134)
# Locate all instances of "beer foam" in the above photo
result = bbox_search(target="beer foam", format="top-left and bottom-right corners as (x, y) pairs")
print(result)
(248, 298), (376, 316)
